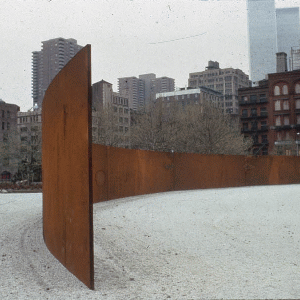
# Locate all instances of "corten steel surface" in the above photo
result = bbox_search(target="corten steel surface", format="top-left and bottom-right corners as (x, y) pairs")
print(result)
(92, 145), (300, 203)
(92, 144), (174, 202)
(42, 45), (94, 289)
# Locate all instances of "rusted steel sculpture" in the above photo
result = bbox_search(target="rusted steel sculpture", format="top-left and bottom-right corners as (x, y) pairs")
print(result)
(42, 44), (300, 291)
(92, 146), (300, 203)
(42, 45), (94, 289)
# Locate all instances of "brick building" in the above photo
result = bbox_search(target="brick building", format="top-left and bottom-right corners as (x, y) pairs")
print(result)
(239, 69), (300, 155)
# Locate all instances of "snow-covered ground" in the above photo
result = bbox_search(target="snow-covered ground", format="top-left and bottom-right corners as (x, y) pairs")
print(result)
(1, 185), (300, 299)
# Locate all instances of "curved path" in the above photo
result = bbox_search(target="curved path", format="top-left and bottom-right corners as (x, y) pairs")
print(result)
(1, 185), (300, 299)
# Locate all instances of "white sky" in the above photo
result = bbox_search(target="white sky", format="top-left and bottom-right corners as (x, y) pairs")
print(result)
(0, 0), (299, 111)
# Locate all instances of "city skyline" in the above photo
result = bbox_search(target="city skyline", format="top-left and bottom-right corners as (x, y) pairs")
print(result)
(0, 0), (299, 111)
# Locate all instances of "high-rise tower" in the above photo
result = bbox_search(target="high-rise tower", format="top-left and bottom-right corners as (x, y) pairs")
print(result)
(31, 38), (83, 109)
(247, 0), (277, 84)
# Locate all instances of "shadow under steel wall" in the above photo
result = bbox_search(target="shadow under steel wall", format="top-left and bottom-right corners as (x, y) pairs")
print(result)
(92, 144), (300, 203)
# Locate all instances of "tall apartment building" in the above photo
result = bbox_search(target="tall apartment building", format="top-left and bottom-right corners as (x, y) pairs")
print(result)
(92, 80), (130, 147)
(188, 61), (251, 114)
(239, 69), (300, 155)
(247, 0), (300, 83)
(32, 37), (83, 109)
(0, 100), (20, 180)
(118, 77), (145, 111)
(119, 74), (175, 110)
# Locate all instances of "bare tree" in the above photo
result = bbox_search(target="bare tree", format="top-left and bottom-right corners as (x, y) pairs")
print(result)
(92, 103), (125, 147)
(130, 100), (251, 155)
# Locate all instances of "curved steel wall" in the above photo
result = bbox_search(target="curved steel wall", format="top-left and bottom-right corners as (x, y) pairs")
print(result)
(42, 45), (94, 289)
(92, 144), (300, 203)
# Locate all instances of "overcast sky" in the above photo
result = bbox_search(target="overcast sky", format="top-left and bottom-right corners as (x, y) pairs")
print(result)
(1, 0), (299, 111)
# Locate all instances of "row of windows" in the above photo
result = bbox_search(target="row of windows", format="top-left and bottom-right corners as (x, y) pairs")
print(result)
(18, 115), (40, 124)
(113, 106), (129, 114)
(242, 121), (267, 131)
(113, 97), (129, 106)
(274, 99), (300, 111)
(273, 83), (300, 96)
(242, 94), (267, 103)
(242, 107), (267, 117)
(275, 115), (300, 126)
(1, 110), (11, 118)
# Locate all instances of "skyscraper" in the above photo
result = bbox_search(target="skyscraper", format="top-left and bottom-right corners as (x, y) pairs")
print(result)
(32, 38), (83, 109)
(276, 7), (300, 67)
(247, 0), (277, 83)
(247, 1), (300, 83)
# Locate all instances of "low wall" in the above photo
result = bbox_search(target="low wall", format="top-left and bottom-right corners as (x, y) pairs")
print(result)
(92, 144), (300, 203)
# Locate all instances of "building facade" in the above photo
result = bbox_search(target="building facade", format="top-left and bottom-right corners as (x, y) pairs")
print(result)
(32, 37), (83, 109)
(188, 61), (251, 114)
(247, 0), (300, 83)
(239, 69), (300, 155)
(0, 100), (20, 180)
(92, 80), (130, 147)
(118, 74), (175, 110)
(247, 0), (277, 84)
(17, 109), (42, 163)
(239, 81), (269, 155)
(156, 86), (224, 109)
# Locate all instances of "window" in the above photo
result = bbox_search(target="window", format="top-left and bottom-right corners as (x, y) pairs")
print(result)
(275, 116), (281, 126)
(243, 123), (248, 131)
(262, 135), (268, 143)
(3, 133), (8, 142)
(124, 108), (129, 114)
(3, 157), (9, 166)
(283, 101), (289, 110)
(119, 107), (123, 114)
(124, 118), (129, 124)
(297, 115), (300, 125)
(251, 121), (258, 130)
(274, 85), (280, 96)
(21, 136), (27, 142)
(119, 117), (123, 123)
(7, 111), (10, 118)
(2, 110), (4, 118)
(260, 107), (267, 116)
(2, 122), (4, 130)
(242, 109), (248, 117)
(113, 106), (117, 112)
(295, 83), (300, 94)
(282, 85), (288, 95)
(119, 126), (123, 132)
(284, 116), (289, 126)
(250, 95), (257, 103)
(7, 122), (10, 130)
(125, 127), (129, 132)
(296, 100), (300, 109)
(20, 127), (27, 132)
(252, 135), (258, 143)
(251, 108), (257, 117)
(274, 100), (281, 111)
(259, 94), (267, 102)
(261, 121), (267, 130)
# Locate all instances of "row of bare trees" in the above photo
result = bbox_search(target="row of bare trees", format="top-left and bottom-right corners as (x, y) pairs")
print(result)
(130, 100), (251, 155)
(94, 100), (252, 155)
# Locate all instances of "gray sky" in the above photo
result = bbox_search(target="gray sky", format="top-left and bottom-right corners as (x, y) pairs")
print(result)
(1, 0), (299, 111)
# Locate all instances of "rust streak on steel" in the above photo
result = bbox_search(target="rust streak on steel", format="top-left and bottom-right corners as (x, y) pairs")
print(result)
(42, 45), (94, 289)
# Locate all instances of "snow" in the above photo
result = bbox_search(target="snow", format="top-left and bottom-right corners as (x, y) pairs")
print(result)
(1, 185), (300, 299)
